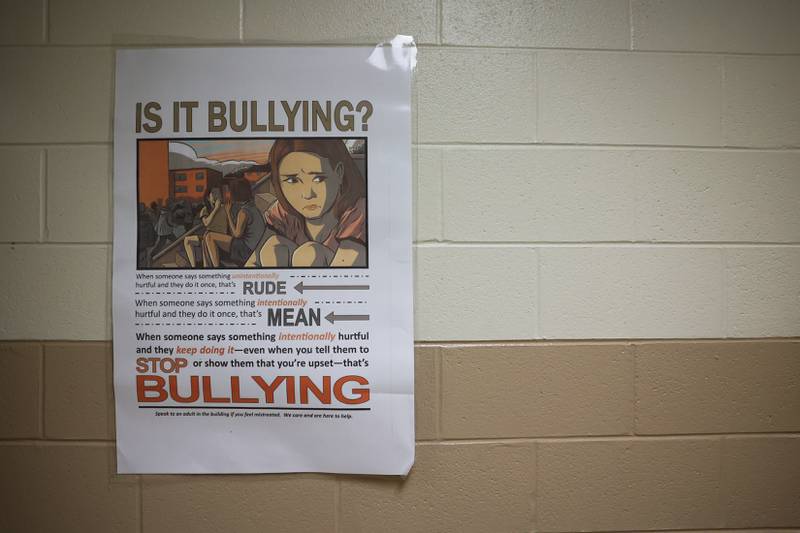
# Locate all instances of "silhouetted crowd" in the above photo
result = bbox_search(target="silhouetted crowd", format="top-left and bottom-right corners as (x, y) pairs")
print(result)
(137, 198), (204, 267)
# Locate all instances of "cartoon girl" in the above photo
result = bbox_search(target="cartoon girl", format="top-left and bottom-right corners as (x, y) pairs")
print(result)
(183, 187), (227, 267)
(258, 139), (366, 267)
(204, 178), (266, 267)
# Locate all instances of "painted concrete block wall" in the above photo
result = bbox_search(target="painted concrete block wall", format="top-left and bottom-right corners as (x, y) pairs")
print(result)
(2, 4), (799, 340)
(0, 1), (798, 532)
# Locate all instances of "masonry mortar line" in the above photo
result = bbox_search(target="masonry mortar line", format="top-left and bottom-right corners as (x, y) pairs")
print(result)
(0, 142), (112, 147)
(42, 148), (49, 240)
(0, 439), (113, 446)
(333, 477), (341, 533)
(1, 41), (800, 56)
(716, 436), (725, 528)
(569, 529), (800, 532)
(532, 440), (539, 532)
(419, 43), (800, 58)
(4, 142), (800, 152)
(535, 246), (542, 338)
(0, 40), (412, 49)
(413, 142), (800, 151)
(436, 346), (442, 440)
(38, 149), (46, 243)
(138, 475), (144, 533)
(437, 0), (442, 45)
(437, 149), (444, 240)
(628, 0), (634, 50)
(520, 527), (797, 533)
(533, 50), (539, 143)
(107, 146), (114, 244)
(1, 242), (112, 246)
(0, 436), (115, 443)
(238, 0), (244, 43)
(632, 343), (644, 437)
(42, 0), (49, 43)
(721, 249), (730, 336)
(720, 55), (727, 146)
(39, 343), (45, 439)
(415, 433), (800, 445)
(105, 218), (113, 340)
(413, 242), (800, 248)
(414, 338), (800, 347)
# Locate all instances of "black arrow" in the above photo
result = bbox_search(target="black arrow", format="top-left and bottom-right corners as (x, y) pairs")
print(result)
(325, 312), (370, 324)
(294, 281), (370, 294)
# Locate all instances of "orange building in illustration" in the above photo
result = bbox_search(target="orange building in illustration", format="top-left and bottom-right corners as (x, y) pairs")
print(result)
(137, 140), (169, 206)
(168, 167), (223, 201)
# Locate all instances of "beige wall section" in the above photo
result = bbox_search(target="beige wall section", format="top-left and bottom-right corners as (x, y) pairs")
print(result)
(1, 0), (799, 532)
(631, 0), (800, 54)
(1, 1), (799, 340)
(2, 340), (800, 532)
(0, 47), (114, 144)
(48, 0), (241, 45)
(441, 0), (630, 49)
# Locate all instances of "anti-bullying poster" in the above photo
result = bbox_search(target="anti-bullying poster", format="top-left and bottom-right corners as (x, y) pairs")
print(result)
(112, 43), (415, 474)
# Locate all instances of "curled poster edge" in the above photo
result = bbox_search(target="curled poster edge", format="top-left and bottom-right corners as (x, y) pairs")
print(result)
(367, 35), (417, 72)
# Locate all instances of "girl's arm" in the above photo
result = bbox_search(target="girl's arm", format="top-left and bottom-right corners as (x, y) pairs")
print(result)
(223, 203), (236, 233)
(230, 210), (248, 238)
(201, 202), (220, 226)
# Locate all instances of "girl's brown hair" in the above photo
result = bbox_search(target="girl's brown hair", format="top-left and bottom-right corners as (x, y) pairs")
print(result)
(269, 139), (365, 219)
(230, 178), (252, 203)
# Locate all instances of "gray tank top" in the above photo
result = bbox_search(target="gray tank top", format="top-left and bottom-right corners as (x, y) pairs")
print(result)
(239, 201), (266, 251)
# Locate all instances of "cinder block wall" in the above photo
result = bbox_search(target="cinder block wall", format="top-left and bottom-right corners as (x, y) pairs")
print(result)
(1, 1), (799, 532)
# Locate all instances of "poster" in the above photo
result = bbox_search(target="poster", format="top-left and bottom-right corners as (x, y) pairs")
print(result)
(112, 43), (415, 474)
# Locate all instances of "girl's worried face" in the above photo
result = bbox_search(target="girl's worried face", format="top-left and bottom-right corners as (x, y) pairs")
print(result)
(278, 151), (343, 220)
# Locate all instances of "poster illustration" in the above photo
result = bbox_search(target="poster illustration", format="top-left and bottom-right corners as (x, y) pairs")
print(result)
(137, 137), (367, 269)
(113, 44), (414, 474)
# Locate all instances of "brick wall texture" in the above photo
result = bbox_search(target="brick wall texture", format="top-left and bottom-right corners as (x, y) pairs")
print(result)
(0, 1), (798, 531)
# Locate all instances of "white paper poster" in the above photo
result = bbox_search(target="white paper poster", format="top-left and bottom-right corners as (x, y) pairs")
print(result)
(112, 44), (415, 474)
